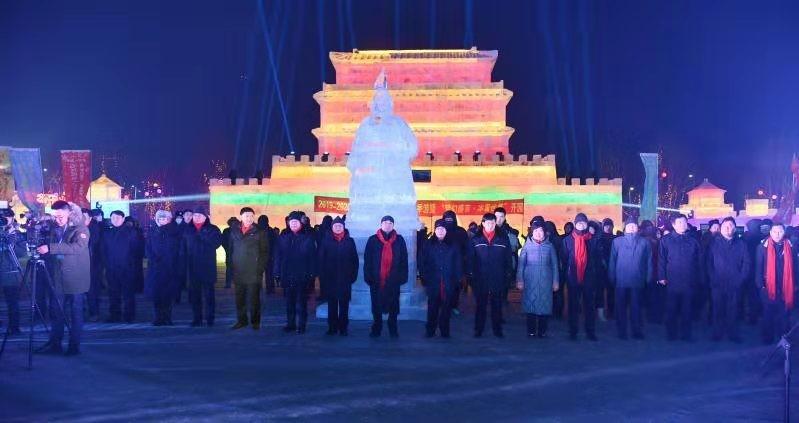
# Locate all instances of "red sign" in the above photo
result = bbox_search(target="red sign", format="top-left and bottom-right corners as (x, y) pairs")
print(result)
(314, 196), (524, 217)
(60, 150), (91, 208)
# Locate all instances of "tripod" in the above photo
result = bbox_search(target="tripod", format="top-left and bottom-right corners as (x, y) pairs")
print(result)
(761, 319), (799, 423)
(0, 241), (66, 370)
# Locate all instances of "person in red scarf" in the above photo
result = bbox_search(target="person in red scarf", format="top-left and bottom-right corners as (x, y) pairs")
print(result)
(420, 219), (463, 338)
(467, 213), (513, 338)
(363, 216), (409, 338)
(561, 213), (602, 341)
(657, 214), (702, 342)
(182, 209), (222, 327)
(317, 216), (358, 336)
(755, 222), (797, 344)
(273, 211), (318, 334)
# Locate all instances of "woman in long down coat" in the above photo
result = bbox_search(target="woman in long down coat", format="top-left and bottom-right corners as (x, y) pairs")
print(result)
(145, 210), (182, 326)
(516, 220), (560, 338)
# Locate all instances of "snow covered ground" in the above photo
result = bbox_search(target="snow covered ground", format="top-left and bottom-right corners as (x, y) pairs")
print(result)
(0, 287), (793, 422)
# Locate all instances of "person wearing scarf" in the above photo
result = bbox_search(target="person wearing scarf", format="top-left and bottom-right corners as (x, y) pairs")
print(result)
(317, 216), (358, 336)
(608, 216), (653, 340)
(273, 211), (318, 334)
(182, 209), (222, 328)
(756, 222), (797, 344)
(561, 213), (600, 341)
(657, 214), (702, 342)
(364, 216), (409, 338)
(420, 219), (463, 338)
(516, 220), (560, 338)
(467, 213), (513, 338)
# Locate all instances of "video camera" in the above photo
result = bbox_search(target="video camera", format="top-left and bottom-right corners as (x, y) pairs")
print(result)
(18, 210), (52, 259)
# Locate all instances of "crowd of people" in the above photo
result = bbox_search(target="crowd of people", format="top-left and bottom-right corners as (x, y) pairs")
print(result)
(1, 201), (796, 357)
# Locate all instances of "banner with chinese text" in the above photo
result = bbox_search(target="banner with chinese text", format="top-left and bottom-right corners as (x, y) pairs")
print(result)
(60, 150), (92, 208)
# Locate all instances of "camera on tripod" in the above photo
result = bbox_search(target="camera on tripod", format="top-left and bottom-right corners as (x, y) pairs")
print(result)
(18, 209), (51, 260)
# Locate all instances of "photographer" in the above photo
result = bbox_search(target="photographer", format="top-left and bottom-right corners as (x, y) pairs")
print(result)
(36, 201), (91, 356)
(0, 215), (24, 336)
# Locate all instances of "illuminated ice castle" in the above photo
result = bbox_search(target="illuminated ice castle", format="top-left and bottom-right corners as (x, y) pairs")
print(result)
(210, 48), (622, 230)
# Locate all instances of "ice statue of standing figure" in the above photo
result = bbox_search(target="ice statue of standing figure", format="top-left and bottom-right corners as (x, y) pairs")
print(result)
(340, 69), (425, 320)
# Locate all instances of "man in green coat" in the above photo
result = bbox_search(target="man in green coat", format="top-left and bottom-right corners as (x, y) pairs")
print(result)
(229, 207), (269, 330)
(36, 201), (91, 356)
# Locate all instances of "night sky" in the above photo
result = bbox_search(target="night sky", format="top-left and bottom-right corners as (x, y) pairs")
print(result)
(1, 0), (797, 207)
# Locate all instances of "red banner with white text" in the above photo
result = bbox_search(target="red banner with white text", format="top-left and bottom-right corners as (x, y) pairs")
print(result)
(314, 196), (524, 217)
(60, 150), (92, 208)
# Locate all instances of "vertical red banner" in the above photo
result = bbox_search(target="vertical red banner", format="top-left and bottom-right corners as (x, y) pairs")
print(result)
(60, 150), (92, 208)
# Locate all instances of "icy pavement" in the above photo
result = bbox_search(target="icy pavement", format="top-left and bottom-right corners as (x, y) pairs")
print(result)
(0, 287), (793, 422)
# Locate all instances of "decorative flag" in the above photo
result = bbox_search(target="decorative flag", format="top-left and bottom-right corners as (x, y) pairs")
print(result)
(9, 148), (44, 213)
(60, 150), (92, 208)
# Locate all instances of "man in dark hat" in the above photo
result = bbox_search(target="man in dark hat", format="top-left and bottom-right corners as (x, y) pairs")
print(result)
(561, 212), (602, 341)
(608, 216), (652, 339)
(442, 210), (469, 315)
(317, 216), (358, 335)
(467, 213), (513, 338)
(273, 211), (317, 334)
(183, 209), (223, 327)
(597, 218), (616, 322)
(84, 208), (105, 321)
(420, 219), (462, 338)
(363, 215), (409, 338)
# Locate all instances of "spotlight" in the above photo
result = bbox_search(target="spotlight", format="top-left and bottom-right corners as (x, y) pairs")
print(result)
(322, 152), (330, 162)
(454, 150), (462, 161)
(426, 151), (434, 160)
(473, 150), (481, 161)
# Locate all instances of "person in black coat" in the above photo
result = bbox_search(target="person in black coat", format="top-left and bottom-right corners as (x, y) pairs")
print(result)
(256, 215), (277, 295)
(597, 218), (616, 321)
(561, 213), (603, 341)
(705, 217), (751, 342)
(363, 215), (409, 338)
(658, 214), (702, 341)
(124, 216), (145, 294)
(183, 210), (223, 327)
(273, 211), (317, 334)
(755, 223), (798, 344)
(467, 213), (513, 338)
(317, 216), (358, 335)
(741, 218), (765, 323)
(443, 210), (469, 314)
(145, 211), (182, 326)
(84, 208), (104, 321)
(221, 217), (238, 289)
(102, 211), (142, 323)
(421, 219), (463, 338)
